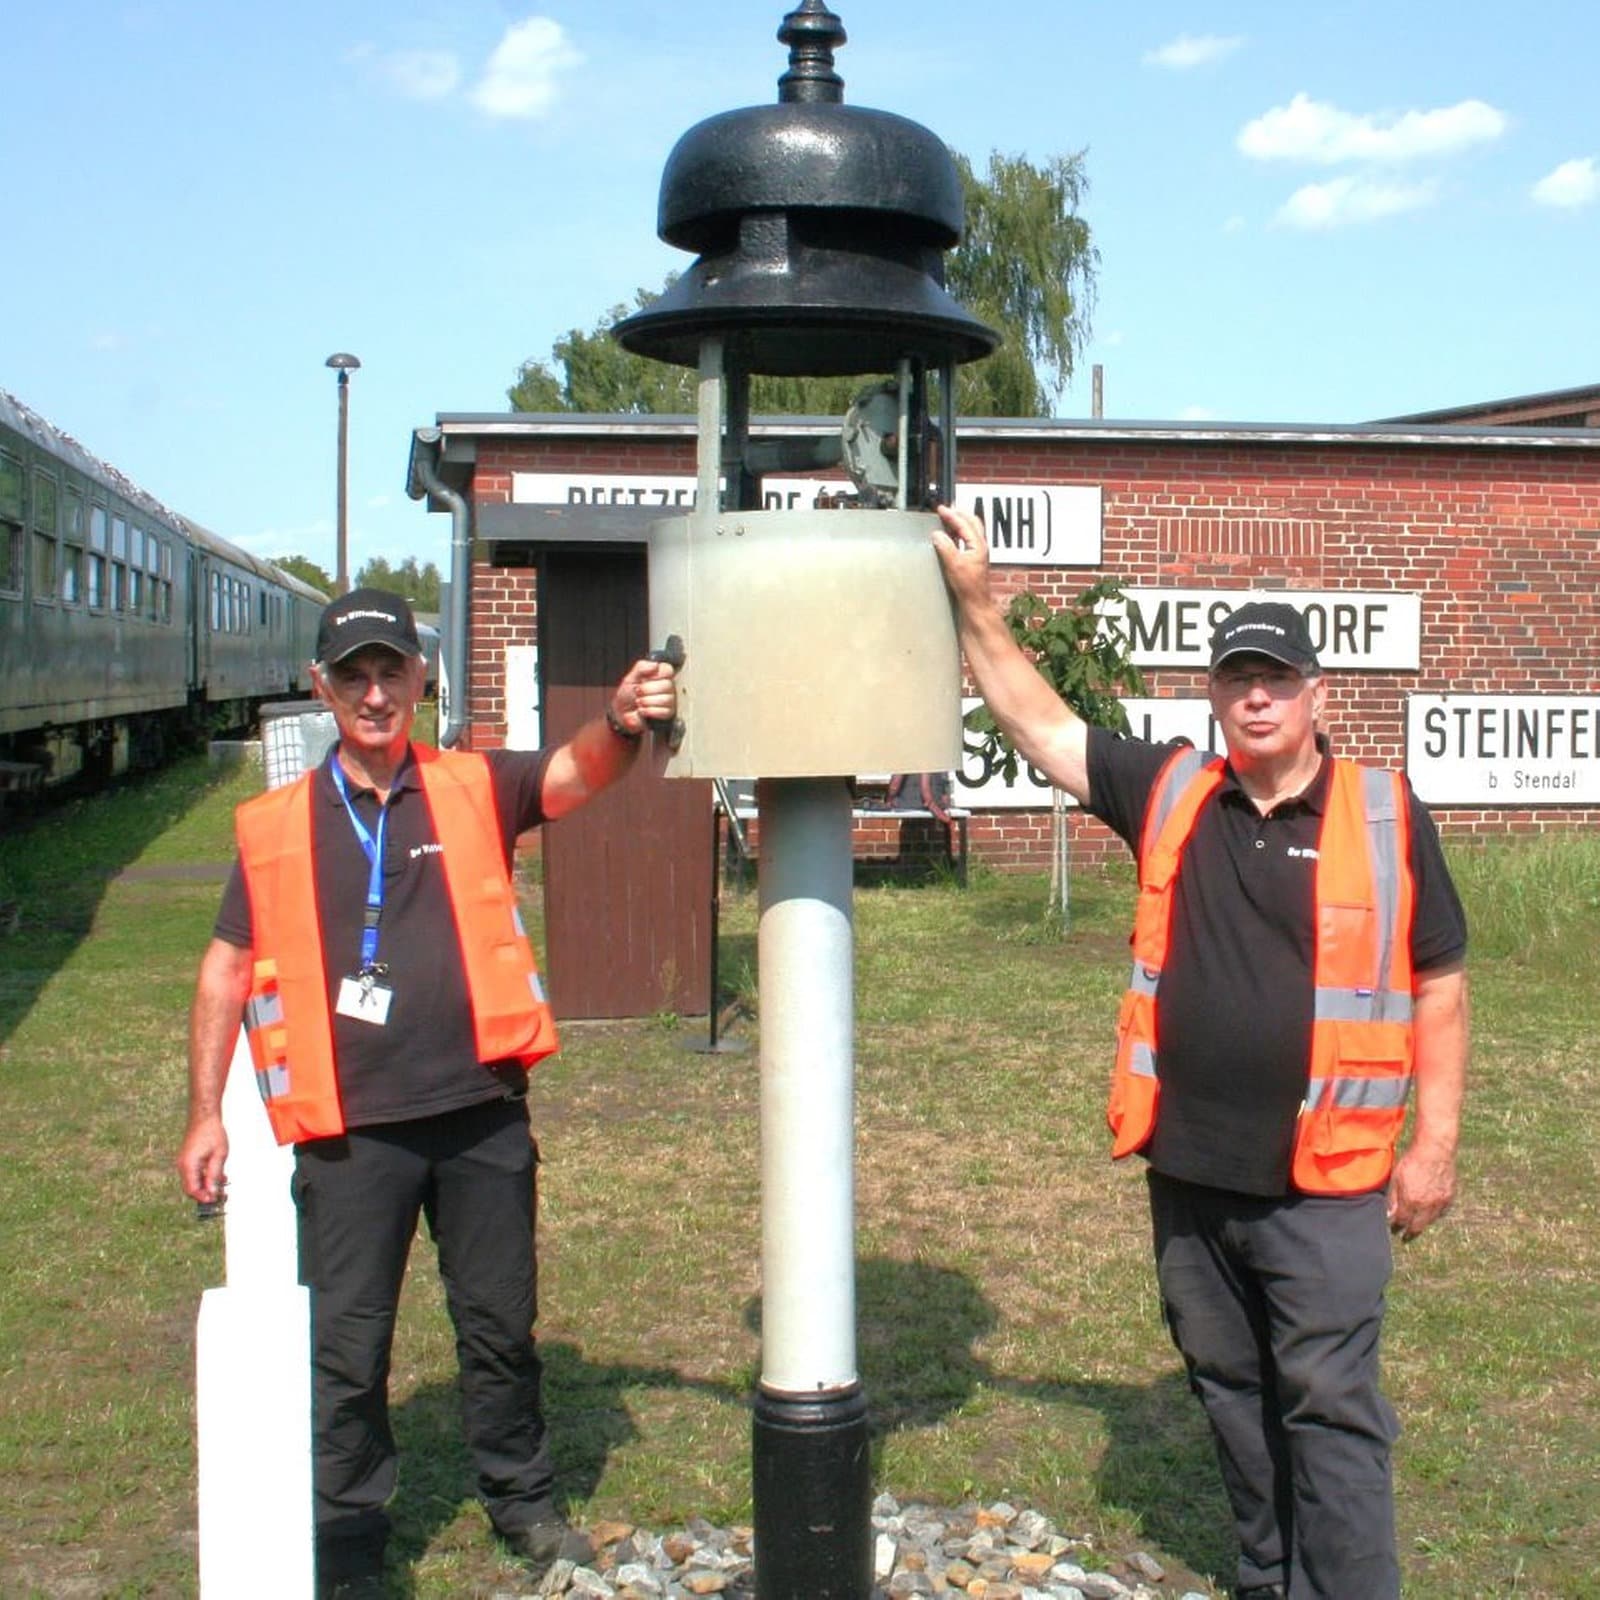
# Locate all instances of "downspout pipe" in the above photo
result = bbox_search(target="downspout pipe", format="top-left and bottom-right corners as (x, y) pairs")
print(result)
(406, 428), (471, 749)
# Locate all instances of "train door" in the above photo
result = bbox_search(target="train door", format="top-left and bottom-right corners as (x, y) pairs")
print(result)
(189, 546), (206, 694)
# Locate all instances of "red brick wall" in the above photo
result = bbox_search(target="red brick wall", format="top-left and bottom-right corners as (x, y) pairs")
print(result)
(464, 566), (536, 751)
(461, 426), (1600, 869)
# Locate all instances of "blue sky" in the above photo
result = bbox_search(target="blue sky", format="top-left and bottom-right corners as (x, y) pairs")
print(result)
(4, 1), (1595, 580)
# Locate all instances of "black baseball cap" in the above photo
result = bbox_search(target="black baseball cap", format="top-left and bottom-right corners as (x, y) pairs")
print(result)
(315, 588), (422, 665)
(1209, 601), (1320, 674)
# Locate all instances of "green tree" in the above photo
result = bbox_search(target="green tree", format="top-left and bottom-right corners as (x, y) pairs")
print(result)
(949, 150), (1097, 416)
(352, 555), (442, 612)
(273, 554), (333, 594)
(510, 285), (700, 413)
(509, 149), (1096, 420)
(966, 579), (1143, 930)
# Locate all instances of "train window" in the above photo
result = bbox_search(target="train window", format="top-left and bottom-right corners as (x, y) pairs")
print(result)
(62, 543), (83, 605)
(260, 589), (269, 629)
(0, 521), (19, 596)
(210, 571), (222, 631)
(90, 505), (108, 550)
(112, 516), (128, 560)
(30, 471), (60, 602)
(33, 533), (59, 601)
(146, 539), (161, 621)
(62, 489), (84, 606)
(88, 553), (106, 609)
(128, 529), (145, 615)
(0, 450), (22, 522)
(0, 450), (20, 596)
(111, 561), (126, 612)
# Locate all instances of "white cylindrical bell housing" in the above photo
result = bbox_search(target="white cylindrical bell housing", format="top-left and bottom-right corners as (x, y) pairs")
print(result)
(649, 509), (961, 778)
(757, 777), (857, 1394)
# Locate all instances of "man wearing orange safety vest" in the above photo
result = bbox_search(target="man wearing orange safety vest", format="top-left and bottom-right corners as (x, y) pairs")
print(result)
(934, 507), (1469, 1600)
(177, 588), (677, 1597)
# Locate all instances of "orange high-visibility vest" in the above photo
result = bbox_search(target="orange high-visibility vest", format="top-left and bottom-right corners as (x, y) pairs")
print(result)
(1107, 746), (1415, 1195)
(237, 744), (559, 1145)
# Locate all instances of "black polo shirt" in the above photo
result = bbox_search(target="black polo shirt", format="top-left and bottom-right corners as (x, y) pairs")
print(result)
(214, 743), (552, 1132)
(1086, 726), (1467, 1196)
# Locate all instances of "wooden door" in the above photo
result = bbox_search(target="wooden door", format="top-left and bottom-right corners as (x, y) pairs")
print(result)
(538, 547), (713, 1019)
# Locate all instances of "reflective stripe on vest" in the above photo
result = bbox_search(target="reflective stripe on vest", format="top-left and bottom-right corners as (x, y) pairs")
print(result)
(236, 745), (560, 1146)
(1108, 747), (1225, 1156)
(1107, 753), (1416, 1192)
(1296, 762), (1414, 1193)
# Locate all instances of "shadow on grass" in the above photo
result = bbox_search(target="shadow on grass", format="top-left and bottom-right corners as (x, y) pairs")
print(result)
(852, 1255), (1232, 1580)
(382, 1255), (1228, 1585)
(386, 1340), (738, 1576)
(0, 756), (242, 1048)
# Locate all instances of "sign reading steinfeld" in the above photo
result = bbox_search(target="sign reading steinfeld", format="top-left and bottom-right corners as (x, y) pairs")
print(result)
(1407, 694), (1600, 805)
(511, 473), (1103, 565)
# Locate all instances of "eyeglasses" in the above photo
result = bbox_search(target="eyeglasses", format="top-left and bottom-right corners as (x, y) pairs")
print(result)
(1210, 664), (1309, 695)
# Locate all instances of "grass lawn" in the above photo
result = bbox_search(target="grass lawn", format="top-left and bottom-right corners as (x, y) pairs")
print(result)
(1, 755), (1597, 1598)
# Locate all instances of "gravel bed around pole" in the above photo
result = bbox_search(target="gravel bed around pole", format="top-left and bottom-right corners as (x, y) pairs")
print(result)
(489, 1494), (1219, 1599)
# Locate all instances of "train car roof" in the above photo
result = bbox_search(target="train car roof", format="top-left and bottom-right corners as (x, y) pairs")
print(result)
(0, 387), (188, 535)
(1, 387), (327, 606)
(180, 516), (328, 604)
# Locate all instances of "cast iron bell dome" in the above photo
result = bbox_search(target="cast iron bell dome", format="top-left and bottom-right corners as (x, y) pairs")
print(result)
(614, 1), (998, 376)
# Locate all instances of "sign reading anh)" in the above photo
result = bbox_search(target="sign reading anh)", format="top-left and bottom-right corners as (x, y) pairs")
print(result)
(1113, 589), (1422, 670)
(1407, 694), (1600, 805)
(511, 473), (1103, 566)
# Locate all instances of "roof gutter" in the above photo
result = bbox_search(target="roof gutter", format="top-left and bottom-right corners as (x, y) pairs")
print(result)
(406, 428), (470, 749)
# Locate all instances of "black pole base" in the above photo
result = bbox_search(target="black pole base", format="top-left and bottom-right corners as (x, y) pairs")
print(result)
(752, 1383), (872, 1600)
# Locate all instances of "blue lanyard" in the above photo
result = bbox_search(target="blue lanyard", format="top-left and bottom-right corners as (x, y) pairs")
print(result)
(328, 758), (390, 974)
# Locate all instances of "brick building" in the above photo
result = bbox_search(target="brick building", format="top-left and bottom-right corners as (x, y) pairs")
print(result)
(415, 402), (1600, 872)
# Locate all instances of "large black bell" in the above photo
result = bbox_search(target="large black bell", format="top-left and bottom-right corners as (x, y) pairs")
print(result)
(614, 2), (998, 376)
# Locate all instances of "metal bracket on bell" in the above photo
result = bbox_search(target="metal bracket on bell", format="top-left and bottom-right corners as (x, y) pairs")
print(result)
(648, 634), (687, 751)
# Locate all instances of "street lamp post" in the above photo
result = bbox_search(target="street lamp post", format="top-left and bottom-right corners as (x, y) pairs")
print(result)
(325, 353), (361, 595)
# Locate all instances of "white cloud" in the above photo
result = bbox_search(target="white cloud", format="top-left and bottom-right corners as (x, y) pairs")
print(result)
(1531, 156), (1599, 209)
(1239, 93), (1507, 165)
(1144, 34), (1243, 70)
(1276, 175), (1437, 229)
(469, 17), (583, 120)
(381, 49), (461, 102)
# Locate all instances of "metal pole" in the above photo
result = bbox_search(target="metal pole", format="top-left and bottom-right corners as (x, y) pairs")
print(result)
(335, 370), (351, 596)
(752, 776), (870, 1600)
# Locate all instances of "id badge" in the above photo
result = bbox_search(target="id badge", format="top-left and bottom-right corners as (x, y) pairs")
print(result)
(336, 973), (394, 1025)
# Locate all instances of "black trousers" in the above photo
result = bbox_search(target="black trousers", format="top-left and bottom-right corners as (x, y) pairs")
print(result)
(293, 1098), (556, 1579)
(1148, 1171), (1400, 1600)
